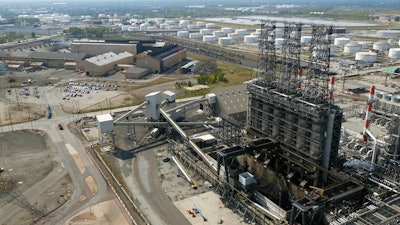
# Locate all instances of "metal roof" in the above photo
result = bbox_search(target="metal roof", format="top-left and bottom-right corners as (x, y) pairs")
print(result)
(85, 51), (133, 66)
(28, 52), (89, 60)
(212, 84), (248, 115)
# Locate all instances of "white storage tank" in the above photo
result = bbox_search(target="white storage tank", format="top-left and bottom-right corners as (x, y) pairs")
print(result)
(165, 20), (176, 25)
(177, 31), (189, 38)
(383, 93), (392, 101)
(301, 36), (312, 44)
(128, 26), (139, 32)
(228, 33), (240, 40)
(196, 21), (206, 27)
(344, 42), (363, 53)
(235, 29), (247, 36)
(203, 35), (217, 43)
(205, 23), (216, 29)
(334, 37), (350, 46)
(167, 25), (176, 30)
(200, 29), (212, 35)
(373, 41), (390, 51)
(392, 95), (400, 103)
(377, 30), (400, 38)
(388, 39), (396, 47)
(140, 23), (149, 31)
(251, 32), (261, 37)
(218, 37), (233, 46)
(159, 24), (168, 29)
(221, 27), (233, 34)
(121, 25), (129, 31)
(357, 41), (368, 49)
(244, 35), (259, 43)
(213, 30), (226, 37)
(389, 48), (400, 59)
(179, 20), (190, 28)
(275, 38), (286, 47)
(189, 33), (202, 39)
(187, 24), (198, 30)
(375, 92), (383, 99)
(355, 52), (377, 63)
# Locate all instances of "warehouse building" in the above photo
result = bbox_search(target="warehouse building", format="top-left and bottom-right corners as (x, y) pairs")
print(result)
(136, 45), (186, 73)
(71, 39), (138, 56)
(212, 84), (248, 122)
(77, 51), (134, 76)
(27, 52), (89, 68)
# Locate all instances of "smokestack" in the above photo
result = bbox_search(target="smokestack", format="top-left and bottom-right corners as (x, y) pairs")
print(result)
(362, 85), (375, 142)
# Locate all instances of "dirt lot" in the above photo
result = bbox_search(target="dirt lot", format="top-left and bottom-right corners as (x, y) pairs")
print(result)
(0, 130), (72, 225)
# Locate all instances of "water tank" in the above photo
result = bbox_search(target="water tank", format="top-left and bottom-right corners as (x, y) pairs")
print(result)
(140, 23), (149, 31)
(221, 27), (233, 34)
(388, 39), (396, 47)
(179, 20), (190, 28)
(213, 31), (226, 37)
(392, 95), (400, 103)
(187, 24), (198, 30)
(373, 41), (390, 51)
(275, 38), (286, 46)
(389, 48), (400, 59)
(203, 35), (217, 43)
(344, 42), (362, 53)
(244, 35), (259, 43)
(383, 94), (392, 101)
(375, 92), (383, 99)
(189, 33), (202, 39)
(235, 29), (247, 36)
(357, 41), (368, 49)
(355, 52), (377, 62)
(218, 37), (233, 46)
(177, 31), (189, 38)
(334, 37), (350, 46)
(377, 30), (400, 38)
(205, 23), (216, 29)
(200, 29), (212, 35)
(301, 36), (312, 44)
(159, 24), (168, 29)
(228, 33), (240, 40)
(196, 21), (206, 27)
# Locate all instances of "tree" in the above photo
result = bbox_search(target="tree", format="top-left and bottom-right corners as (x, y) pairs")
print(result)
(194, 58), (217, 75)
(31, 32), (36, 38)
(187, 80), (192, 87)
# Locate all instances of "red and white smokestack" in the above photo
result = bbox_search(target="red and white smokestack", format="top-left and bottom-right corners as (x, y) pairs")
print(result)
(362, 85), (375, 142)
(328, 76), (335, 101)
(297, 68), (303, 89)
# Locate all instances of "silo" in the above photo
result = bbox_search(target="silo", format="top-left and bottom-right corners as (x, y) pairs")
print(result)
(244, 35), (259, 43)
(228, 33), (240, 40)
(235, 29), (247, 36)
(334, 37), (350, 46)
(301, 36), (312, 44)
(221, 27), (233, 34)
(177, 31), (189, 38)
(218, 37), (233, 46)
(389, 48), (400, 59)
(200, 29), (212, 35)
(373, 41), (390, 51)
(275, 38), (286, 47)
(355, 52), (377, 63)
(189, 33), (202, 39)
(203, 35), (217, 43)
(213, 31), (226, 37)
(196, 21), (206, 27)
(344, 42), (362, 53)
(206, 23), (216, 29)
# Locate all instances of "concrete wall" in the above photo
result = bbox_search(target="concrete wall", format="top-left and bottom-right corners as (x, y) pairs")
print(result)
(162, 48), (187, 69)
(136, 53), (161, 73)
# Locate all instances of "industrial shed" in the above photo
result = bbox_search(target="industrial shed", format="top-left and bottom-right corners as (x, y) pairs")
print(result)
(27, 52), (89, 68)
(135, 45), (186, 73)
(77, 51), (134, 76)
(212, 84), (248, 122)
(71, 39), (138, 56)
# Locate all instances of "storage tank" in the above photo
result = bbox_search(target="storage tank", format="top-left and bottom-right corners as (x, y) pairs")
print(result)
(344, 42), (363, 53)
(389, 48), (400, 59)
(203, 35), (217, 43)
(121, 25), (129, 31)
(377, 30), (400, 38)
(375, 92), (383, 99)
(140, 23), (149, 31)
(200, 29), (212, 35)
(301, 36), (312, 44)
(388, 39), (396, 47)
(256, 28), (265, 34)
(355, 52), (377, 62)
(392, 95), (400, 103)
(228, 33), (240, 40)
(159, 24), (168, 29)
(127, 26), (139, 32)
(167, 25), (176, 30)
(334, 37), (350, 46)
(218, 37), (233, 46)
(189, 33), (202, 39)
(177, 31), (189, 38)
(213, 31), (226, 37)
(244, 35), (259, 43)
(196, 21), (206, 27)
(250, 32), (261, 37)
(187, 24), (198, 30)
(373, 41), (390, 51)
(179, 20), (190, 28)
(205, 23), (216, 29)
(235, 29), (247, 36)
(275, 38), (286, 47)
(221, 27), (233, 34)
(383, 94), (392, 101)
(165, 20), (176, 25)
(357, 41), (368, 49)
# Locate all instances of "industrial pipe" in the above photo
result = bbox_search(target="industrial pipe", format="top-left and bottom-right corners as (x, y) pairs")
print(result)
(362, 85), (375, 142)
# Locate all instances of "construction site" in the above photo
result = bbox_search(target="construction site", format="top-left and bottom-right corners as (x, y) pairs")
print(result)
(91, 20), (400, 225)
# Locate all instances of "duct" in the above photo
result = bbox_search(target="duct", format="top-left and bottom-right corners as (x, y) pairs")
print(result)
(165, 97), (208, 113)
(114, 121), (219, 126)
(114, 101), (147, 123)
